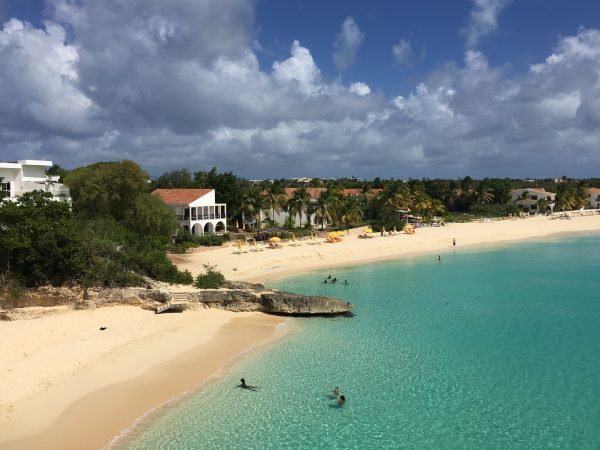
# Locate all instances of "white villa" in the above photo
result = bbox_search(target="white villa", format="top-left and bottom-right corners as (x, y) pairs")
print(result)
(586, 188), (600, 209)
(152, 188), (227, 235)
(509, 188), (556, 213)
(0, 159), (69, 202)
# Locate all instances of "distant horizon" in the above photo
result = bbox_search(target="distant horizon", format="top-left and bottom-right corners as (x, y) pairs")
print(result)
(1, 1), (600, 178)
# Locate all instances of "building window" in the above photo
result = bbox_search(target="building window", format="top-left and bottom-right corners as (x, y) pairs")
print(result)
(1, 182), (10, 198)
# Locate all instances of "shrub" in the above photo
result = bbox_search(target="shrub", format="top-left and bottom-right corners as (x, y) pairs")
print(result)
(193, 264), (227, 289)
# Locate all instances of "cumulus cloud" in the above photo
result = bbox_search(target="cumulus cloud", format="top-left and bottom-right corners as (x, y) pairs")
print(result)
(462, 0), (511, 48)
(1, 2), (600, 178)
(392, 39), (413, 66)
(349, 82), (371, 96)
(0, 18), (95, 137)
(332, 16), (364, 71)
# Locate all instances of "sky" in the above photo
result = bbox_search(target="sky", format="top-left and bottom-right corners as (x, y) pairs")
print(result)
(1, 0), (600, 179)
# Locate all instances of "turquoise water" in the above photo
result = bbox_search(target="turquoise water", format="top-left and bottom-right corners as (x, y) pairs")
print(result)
(120, 235), (600, 449)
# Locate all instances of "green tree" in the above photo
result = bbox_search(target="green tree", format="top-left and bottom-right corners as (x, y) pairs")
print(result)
(287, 188), (311, 228)
(263, 182), (285, 225)
(64, 160), (149, 221)
(0, 191), (82, 287)
(152, 168), (193, 189)
(337, 195), (363, 228)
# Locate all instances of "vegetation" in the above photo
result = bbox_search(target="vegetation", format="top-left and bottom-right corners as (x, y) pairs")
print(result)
(2, 156), (599, 295)
(193, 264), (228, 289)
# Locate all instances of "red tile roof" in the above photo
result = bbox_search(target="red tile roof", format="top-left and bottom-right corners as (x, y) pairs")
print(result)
(587, 187), (600, 193)
(342, 188), (363, 196)
(152, 188), (213, 205)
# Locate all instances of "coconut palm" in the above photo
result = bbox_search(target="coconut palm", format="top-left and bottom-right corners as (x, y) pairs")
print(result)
(240, 188), (268, 229)
(471, 187), (495, 205)
(287, 188), (311, 228)
(337, 195), (363, 228)
(264, 183), (284, 226)
(314, 190), (338, 230)
(518, 190), (532, 212)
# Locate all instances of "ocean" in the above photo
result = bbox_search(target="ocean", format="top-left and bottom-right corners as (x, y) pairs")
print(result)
(118, 234), (600, 449)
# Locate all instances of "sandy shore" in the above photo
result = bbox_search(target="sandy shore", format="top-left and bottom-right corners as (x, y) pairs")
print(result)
(0, 306), (286, 450)
(2, 213), (598, 449)
(170, 214), (600, 283)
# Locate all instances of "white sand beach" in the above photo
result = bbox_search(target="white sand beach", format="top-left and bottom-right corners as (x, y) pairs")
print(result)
(1, 213), (599, 450)
(171, 214), (600, 283)
(0, 306), (286, 450)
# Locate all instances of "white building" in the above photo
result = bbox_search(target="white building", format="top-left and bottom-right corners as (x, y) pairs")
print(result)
(0, 159), (69, 202)
(509, 188), (556, 213)
(152, 189), (227, 235)
(586, 188), (600, 209)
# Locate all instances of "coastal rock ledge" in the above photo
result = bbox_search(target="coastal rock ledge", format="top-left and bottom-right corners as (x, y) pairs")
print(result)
(0, 283), (353, 318)
(184, 282), (353, 316)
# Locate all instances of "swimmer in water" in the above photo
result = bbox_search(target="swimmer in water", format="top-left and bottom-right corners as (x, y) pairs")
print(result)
(238, 378), (259, 391)
(333, 387), (340, 396)
(338, 395), (346, 406)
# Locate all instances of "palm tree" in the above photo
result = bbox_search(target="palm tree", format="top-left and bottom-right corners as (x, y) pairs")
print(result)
(240, 188), (268, 229)
(287, 188), (311, 228)
(337, 195), (363, 228)
(430, 199), (446, 217)
(557, 190), (577, 211)
(314, 190), (337, 230)
(472, 187), (495, 205)
(537, 197), (548, 213)
(518, 190), (532, 212)
(264, 183), (284, 226)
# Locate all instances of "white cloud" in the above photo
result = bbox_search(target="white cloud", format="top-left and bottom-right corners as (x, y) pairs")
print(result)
(332, 16), (364, 71)
(1, 3), (600, 179)
(272, 40), (322, 96)
(0, 18), (95, 136)
(349, 82), (371, 96)
(392, 39), (413, 66)
(462, 0), (511, 48)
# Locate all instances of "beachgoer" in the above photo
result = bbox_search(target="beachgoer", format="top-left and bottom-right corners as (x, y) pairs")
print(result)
(452, 238), (456, 246)
(238, 378), (259, 391)
(324, 279), (328, 283)
(328, 274), (332, 279)
(333, 387), (340, 396)
(332, 277), (337, 283)
(344, 280), (349, 285)
(338, 395), (346, 405)
(438, 255), (441, 261)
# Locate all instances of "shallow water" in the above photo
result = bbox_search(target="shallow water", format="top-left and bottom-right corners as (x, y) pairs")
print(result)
(119, 235), (600, 449)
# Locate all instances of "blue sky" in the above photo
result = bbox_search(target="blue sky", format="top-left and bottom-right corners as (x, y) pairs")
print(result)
(1, 0), (600, 179)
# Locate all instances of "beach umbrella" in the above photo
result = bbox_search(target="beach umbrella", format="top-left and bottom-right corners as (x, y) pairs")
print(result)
(268, 236), (281, 242)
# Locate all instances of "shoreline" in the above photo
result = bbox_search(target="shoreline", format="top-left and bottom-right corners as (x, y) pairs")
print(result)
(2, 214), (599, 449)
(0, 308), (287, 450)
(169, 214), (600, 284)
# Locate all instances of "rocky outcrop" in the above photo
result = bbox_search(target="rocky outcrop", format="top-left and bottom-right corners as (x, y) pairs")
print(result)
(0, 283), (353, 318)
(260, 291), (352, 315)
(186, 284), (353, 316)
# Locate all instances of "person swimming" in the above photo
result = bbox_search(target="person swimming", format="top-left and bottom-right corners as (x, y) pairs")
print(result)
(327, 274), (332, 279)
(344, 280), (348, 285)
(332, 277), (337, 283)
(238, 378), (259, 391)
(338, 395), (346, 405)
(333, 387), (340, 396)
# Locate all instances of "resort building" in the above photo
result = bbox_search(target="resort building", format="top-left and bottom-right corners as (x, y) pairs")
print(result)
(257, 187), (381, 229)
(152, 189), (227, 235)
(586, 188), (600, 209)
(509, 188), (556, 213)
(0, 159), (69, 202)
